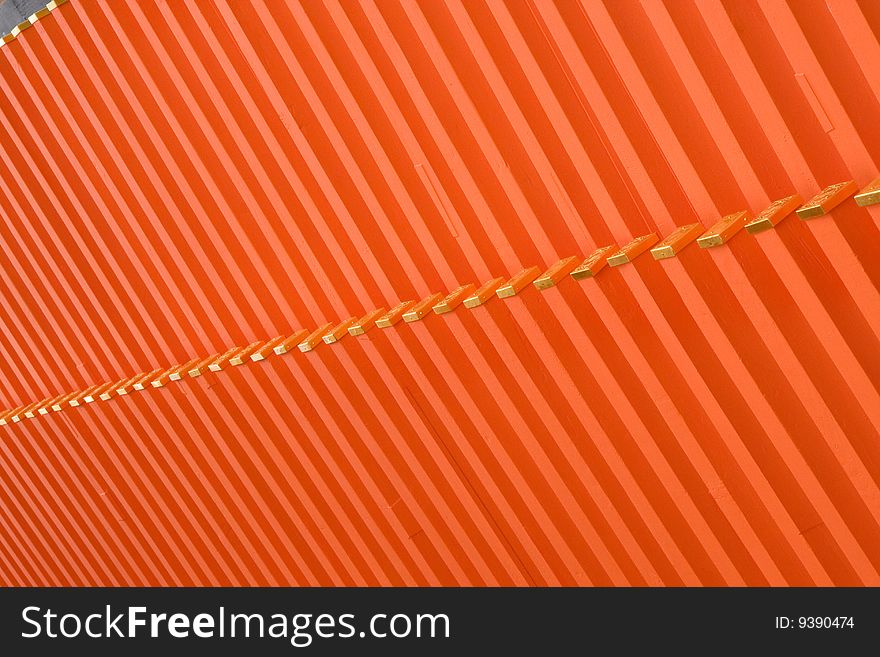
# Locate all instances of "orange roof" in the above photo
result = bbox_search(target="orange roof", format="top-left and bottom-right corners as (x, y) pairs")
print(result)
(0, 0), (878, 586)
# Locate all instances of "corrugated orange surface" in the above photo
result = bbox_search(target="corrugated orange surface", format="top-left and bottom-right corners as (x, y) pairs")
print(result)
(0, 0), (878, 586)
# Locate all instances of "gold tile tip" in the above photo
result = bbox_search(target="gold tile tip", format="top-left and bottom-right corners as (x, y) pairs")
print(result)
(606, 252), (630, 267)
(169, 357), (199, 380)
(651, 223), (703, 260)
(251, 337), (283, 360)
(463, 277), (504, 308)
(297, 324), (333, 351)
(348, 309), (386, 336)
(71, 387), (101, 406)
(696, 234), (722, 248)
(855, 177), (880, 207)
(698, 211), (749, 247)
(650, 245), (674, 260)
(795, 206), (825, 220)
(18, 405), (36, 420)
(534, 256), (578, 290)
(433, 284), (475, 314)
(796, 180), (856, 219)
(228, 341), (261, 365)
(571, 245), (617, 280)
(376, 301), (415, 328)
(150, 370), (173, 388)
(745, 218), (773, 234)
(46, 398), (63, 412)
(273, 332), (308, 354)
(496, 267), (540, 298)
(27, 401), (50, 418)
(28, 7), (50, 23)
(206, 346), (242, 371)
(855, 192), (880, 207)
(745, 194), (802, 233)
(156, 370), (177, 387)
(323, 318), (356, 343)
(607, 234), (658, 267)
(403, 293), (443, 322)
(11, 21), (31, 37)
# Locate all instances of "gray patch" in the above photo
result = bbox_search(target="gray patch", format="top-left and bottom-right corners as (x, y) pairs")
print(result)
(0, 0), (50, 37)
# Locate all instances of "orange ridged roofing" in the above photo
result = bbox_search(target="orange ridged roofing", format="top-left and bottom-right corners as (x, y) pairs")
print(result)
(0, 0), (879, 586)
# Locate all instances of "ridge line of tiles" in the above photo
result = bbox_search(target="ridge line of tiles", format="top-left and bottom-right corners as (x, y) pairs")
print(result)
(0, 180), (875, 426)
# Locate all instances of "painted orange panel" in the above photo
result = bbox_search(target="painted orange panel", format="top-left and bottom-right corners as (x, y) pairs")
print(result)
(0, 0), (876, 590)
